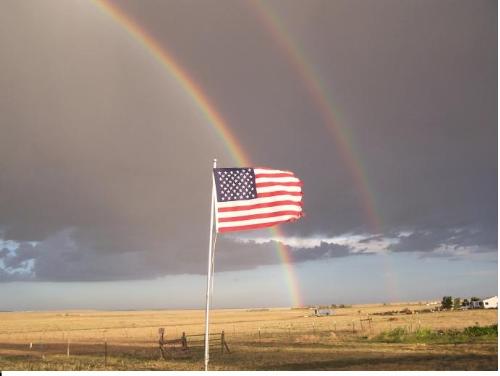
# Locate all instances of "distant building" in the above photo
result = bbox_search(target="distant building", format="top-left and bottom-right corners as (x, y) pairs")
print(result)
(314, 308), (334, 316)
(482, 296), (498, 309)
(470, 300), (483, 309)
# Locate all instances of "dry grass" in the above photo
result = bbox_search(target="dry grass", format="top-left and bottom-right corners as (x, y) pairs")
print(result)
(0, 302), (497, 370)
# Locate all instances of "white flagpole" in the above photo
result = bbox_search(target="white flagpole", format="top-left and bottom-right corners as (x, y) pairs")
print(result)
(204, 158), (217, 371)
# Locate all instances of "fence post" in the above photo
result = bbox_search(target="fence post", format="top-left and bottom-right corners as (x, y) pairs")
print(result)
(223, 332), (230, 354)
(258, 328), (261, 343)
(181, 332), (187, 350)
(104, 341), (108, 368)
(221, 330), (225, 354)
(67, 337), (70, 357)
(158, 328), (165, 344)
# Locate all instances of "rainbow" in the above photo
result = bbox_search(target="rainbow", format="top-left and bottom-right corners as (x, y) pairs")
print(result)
(251, 1), (402, 300)
(92, 0), (304, 307)
(251, 0), (382, 233)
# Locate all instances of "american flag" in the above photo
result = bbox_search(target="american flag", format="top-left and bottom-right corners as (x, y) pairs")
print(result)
(213, 167), (303, 233)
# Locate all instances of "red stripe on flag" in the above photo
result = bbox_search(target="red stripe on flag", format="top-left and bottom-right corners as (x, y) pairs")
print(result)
(218, 210), (302, 223)
(255, 181), (303, 188)
(218, 217), (300, 233)
(257, 191), (303, 198)
(218, 200), (303, 213)
(254, 173), (294, 178)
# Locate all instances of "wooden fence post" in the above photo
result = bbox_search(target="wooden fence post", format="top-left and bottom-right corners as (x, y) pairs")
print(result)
(104, 341), (108, 368)
(67, 337), (70, 357)
(221, 330), (225, 354)
(258, 328), (261, 342)
(181, 332), (187, 350)
(223, 330), (230, 354)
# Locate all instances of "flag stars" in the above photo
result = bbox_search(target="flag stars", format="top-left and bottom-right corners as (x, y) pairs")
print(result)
(214, 168), (257, 202)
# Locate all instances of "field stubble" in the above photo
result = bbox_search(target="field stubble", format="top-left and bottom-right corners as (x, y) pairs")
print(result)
(0, 302), (497, 370)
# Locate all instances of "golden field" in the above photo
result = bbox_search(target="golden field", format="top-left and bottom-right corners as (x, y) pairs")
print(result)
(0, 302), (497, 371)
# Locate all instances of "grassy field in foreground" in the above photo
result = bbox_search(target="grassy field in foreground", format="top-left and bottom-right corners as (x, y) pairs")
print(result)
(0, 302), (497, 370)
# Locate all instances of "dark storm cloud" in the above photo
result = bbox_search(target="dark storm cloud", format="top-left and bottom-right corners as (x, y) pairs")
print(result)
(115, 0), (496, 237)
(389, 226), (497, 254)
(0, 235), (356, 282)
(292, 242), (355, 262)
(0, 0), (496, 282)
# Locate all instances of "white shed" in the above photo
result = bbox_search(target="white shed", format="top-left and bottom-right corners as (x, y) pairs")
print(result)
(482, 296), (498, 309)
(313, 308), (334, 316)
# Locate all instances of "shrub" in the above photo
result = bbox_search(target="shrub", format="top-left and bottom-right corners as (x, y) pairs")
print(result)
(463, 325), (497, 337)
(374, 325), (497, 344)
(375, 327), (407, 343)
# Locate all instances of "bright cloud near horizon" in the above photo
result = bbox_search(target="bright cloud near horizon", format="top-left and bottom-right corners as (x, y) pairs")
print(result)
(0, 0), (497, 310)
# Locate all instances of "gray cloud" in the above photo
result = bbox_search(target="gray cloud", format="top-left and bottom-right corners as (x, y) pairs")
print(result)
(389, 226), (497, 254)
(0, 0), (496, 282)
(292, 242), (354, 262)
(0, 234), (359, 282)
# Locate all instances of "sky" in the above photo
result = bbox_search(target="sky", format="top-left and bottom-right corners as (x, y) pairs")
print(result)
(0, 0), (497, 310)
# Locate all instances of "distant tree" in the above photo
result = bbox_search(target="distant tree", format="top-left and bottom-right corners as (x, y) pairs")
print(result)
(453, 298), (461, 310)
(462, 298), (470, 307)
(470, 297), (481, 302)
(441, 296), (453, 310)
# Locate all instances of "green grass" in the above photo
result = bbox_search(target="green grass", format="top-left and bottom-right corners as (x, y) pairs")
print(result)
(374, 324), (497, 344)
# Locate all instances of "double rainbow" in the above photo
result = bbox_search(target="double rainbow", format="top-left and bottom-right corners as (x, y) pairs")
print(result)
(251, 0), (382, 234)
(93, 0), (304, 307)
(251, 1), (402, 299)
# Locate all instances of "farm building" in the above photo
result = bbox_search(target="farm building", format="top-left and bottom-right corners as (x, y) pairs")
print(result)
(313, 308), (334, 316)
(482, 296), (498, 309)
(469, 300), (483, 309)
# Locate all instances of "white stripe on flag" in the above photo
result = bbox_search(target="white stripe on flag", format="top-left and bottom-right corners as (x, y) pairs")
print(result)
(217, 214), (300, 229)
(217, 205), (302, 218)
(215, 195), (302, 208)
(254, 168), (293, 175)
(256, 185), (302, 193)
(255, 176), (300, 183)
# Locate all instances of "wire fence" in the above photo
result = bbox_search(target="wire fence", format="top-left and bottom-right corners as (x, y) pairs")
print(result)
(0, 309), (467, 363)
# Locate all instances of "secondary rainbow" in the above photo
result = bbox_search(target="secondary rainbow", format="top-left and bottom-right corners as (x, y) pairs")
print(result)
(92, 0), (304, 307)
(251, 0), (382, 233)
(251, 1), (401, 299)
